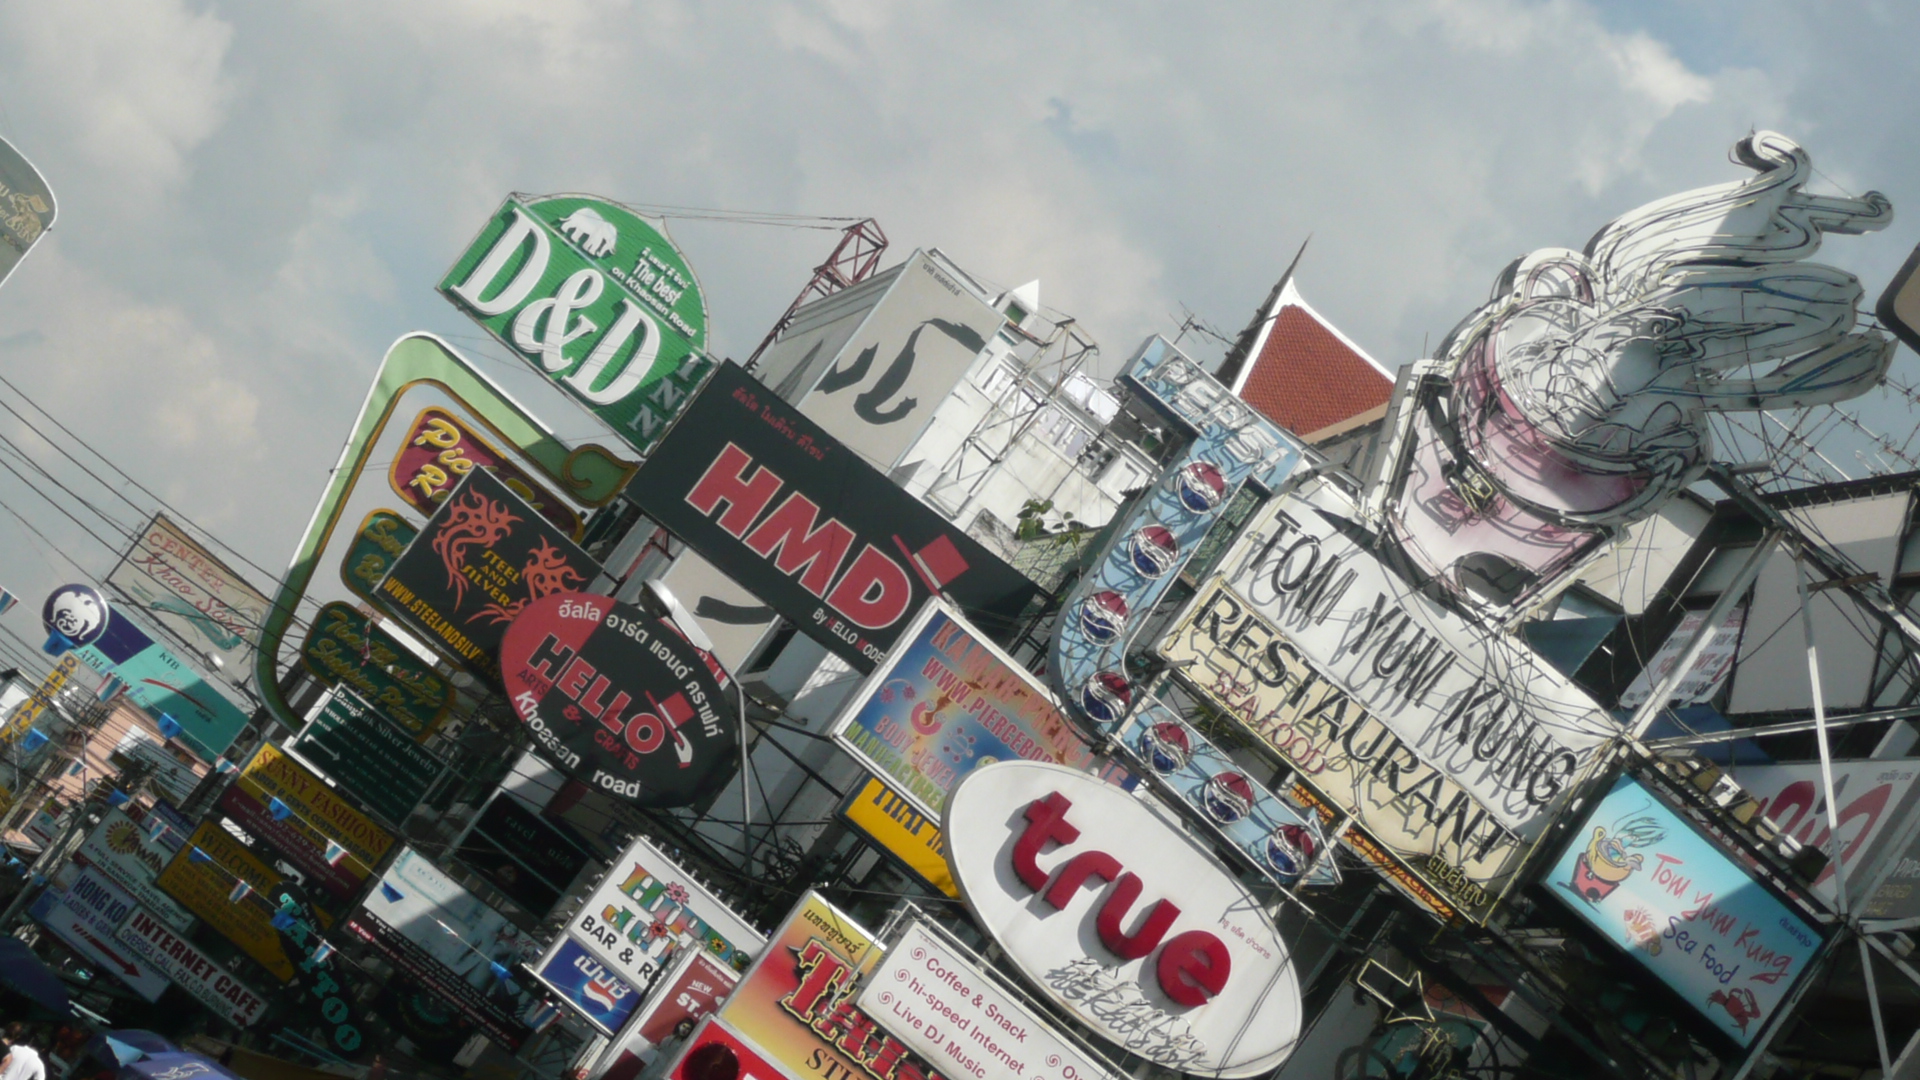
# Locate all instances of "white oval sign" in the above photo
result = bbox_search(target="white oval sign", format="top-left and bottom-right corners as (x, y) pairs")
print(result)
(942, 761), (1301, 1077)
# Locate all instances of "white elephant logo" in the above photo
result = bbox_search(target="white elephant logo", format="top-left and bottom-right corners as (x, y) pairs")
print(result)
(558, 207), (619, 257)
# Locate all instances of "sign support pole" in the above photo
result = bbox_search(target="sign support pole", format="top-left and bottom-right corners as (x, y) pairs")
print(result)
(1795, 555), (1893, 1076)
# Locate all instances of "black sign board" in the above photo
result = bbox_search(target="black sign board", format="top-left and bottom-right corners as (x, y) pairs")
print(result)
(501, 592), (738, 807)
(629, 363), (1039, 673)
(377, 467), (600, 677)
(454, 794), (589, 915)
(295, 688), (443, 826)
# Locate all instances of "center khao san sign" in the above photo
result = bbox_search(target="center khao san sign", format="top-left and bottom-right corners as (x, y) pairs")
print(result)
(441, 194), (714, 456)
(501, 592), (737, 806)
(943, 761), (1301, 1077)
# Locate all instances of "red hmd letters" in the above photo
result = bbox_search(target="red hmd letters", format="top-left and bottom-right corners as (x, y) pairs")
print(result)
(1013, 791), (1232, 1008)
(686, 443), (913, 630)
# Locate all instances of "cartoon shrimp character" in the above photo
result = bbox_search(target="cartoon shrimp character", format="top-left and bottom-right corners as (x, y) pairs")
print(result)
(1568, 810), (1664, 902)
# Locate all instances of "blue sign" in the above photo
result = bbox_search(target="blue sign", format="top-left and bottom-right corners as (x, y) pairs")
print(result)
(42, 583), (110, 648)
(531, 937), (642, 1035)
(1049, 337), (1300, 732)
(1547, 774), (1827, 1047)
(73, 606), (250, 761)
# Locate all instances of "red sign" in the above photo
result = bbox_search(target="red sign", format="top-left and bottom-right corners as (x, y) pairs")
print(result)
(634, 952), (738, 1046)
(390, 407), (584, 538)
(670, 1018), (789, 1080)
(501, 592), (738, 806)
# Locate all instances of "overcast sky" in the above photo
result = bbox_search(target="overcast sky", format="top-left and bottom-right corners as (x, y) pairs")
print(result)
(0, 0), (1914, 678)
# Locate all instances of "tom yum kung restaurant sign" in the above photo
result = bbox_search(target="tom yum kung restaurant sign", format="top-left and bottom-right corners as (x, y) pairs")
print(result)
(943, 762), (1301, 1078)
(630, 362), (1037, 675)
(1158, 481), (1617, 921)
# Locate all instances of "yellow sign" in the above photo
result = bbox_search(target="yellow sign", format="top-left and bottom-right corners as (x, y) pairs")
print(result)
(2, 655), (78, 741)
(840, 776), (957, 897)
(232, 744), (393, 889)
(157, 822), (301, 982)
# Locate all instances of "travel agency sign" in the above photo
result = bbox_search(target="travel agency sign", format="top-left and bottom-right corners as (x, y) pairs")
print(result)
(441, 194), (713, 455)
(944, 762), (1301, 1077)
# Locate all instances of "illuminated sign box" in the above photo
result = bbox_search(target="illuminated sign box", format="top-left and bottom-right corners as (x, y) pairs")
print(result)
(1545, 773), (1828, 1049)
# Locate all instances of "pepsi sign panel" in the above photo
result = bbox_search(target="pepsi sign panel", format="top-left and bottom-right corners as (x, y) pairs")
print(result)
(531, 936), (642, 1035)
(1116, 702), (1336, 890)
(501, 592), (737, 806)
(628, 362), (1039, 674)
(1050, 337), (1300, 732)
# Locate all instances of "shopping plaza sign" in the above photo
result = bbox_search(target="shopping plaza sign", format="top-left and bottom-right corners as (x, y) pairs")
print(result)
(441, 195), (714, 456)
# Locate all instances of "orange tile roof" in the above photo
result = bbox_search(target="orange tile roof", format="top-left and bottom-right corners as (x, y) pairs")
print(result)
(1234, 293), (1392, 440)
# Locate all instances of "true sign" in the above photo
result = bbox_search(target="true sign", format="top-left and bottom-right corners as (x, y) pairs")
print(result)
(440, 195), (713, 456)
(943, 762), (1301, 1077)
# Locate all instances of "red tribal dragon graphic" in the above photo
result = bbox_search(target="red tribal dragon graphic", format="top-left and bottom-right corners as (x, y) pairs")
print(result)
(432, 487), (520, 605)
(472, 538), (587, 626)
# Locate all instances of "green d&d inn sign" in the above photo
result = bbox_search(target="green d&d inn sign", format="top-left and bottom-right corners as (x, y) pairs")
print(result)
(440, 194), (714, 455)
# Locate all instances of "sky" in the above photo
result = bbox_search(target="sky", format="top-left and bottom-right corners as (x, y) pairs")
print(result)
(0, 0), (1916, 682)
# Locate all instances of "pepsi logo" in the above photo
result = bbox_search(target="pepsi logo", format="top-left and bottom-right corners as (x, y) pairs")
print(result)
(1128, 525), (1180, 578)
(1138, 722), (1192, 775)
(1080, 671), (1132, 726)
(1176, 461), (1228, 514)
(1201, 772), (1256, 824)
(1263, 823), (1317, 880)
(1076, 590), (1130, 643)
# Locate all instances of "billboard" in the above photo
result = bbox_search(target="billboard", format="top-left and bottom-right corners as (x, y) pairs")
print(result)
(439, 195), (713, 457)
(454, 793), (589, 915)
(219, 743), (395, 902)
(107, 514), (269, 675)
(830, 603), (1091, 816)
(1547, 773), (1826, 1048)
(1619, 606), (1748, 709)
(73, 605), (252, 761)
(656, 552), (775, 674)
(716, 892), (941, 1080)
(118, 907), (268, 1027)
(569, 834), (763, 993)
(1, 653), (78, 741)
(1734, 759), (1920, 907)
(75, 807), (196, 932)
(789, 250), (1004, 469)
(622, 950), (738, 1049)
(838, 776), (956, 898)
(630, 362), (1039, 674)
(943, 762), (1301, 1077)
(389, 407), (583, 538)
(0, 135), (55, 290)
(500, 592), (737, 807)
(340, 510), (417, 606)
(32, 868), (169, 1001)
(252, 334), (636, 744)
(292, 688), (443, 826)
(528, 936), (642, 1035)
(299, 603), (452, 738)
(377, 467), (599, 677)
(855, 916), (1117, 1080)
(156, 820), (304, 982)
(1154, 480), (1619, 922)
(345, 847), (541, 1049)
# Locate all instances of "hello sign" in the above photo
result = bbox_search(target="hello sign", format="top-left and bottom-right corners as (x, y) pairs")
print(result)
(942, 762), (1300, 1077)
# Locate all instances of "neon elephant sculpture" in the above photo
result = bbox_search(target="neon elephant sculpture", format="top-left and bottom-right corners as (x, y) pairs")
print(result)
(1378, 131), (1893, 606)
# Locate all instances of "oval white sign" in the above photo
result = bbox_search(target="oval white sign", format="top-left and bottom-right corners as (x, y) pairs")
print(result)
(942, 761), (1301, 1077)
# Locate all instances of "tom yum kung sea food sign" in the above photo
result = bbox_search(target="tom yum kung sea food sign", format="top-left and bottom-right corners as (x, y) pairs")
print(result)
(502, 592), (736, 806)
(943, 762), (1301, 1078)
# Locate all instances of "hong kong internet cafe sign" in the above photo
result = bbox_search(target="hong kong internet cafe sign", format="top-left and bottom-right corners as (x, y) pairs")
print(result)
(441, 194), (713, 455)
